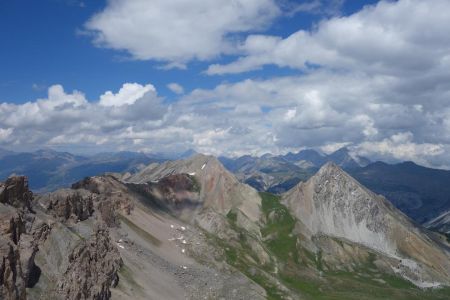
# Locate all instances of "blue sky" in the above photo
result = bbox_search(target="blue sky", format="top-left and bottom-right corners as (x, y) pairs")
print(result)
(1, 0), (450, 169)
(0, 0), (377, 103)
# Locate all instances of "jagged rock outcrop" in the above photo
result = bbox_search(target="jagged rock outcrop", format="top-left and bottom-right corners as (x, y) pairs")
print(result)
(0, 176), (37, 300)
(0, 176), (33, 212)
(72, 176), (134, 218)
(37, 189), (94, 222)
(0, 175), (124, 300)
(55, 223), (121, 300)
(29, 176), (128, 299)
(282, 162), (450, 287)
(0, 237), (27, 300)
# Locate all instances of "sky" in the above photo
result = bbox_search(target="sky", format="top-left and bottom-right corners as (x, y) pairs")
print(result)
(1, 0), (450, 169)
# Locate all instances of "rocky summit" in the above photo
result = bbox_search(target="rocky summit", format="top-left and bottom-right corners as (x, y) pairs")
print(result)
(1, 156), (450, 300)
(283, 162), (450, 288)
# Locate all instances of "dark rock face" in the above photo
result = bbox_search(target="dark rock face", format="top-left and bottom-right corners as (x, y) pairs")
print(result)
(0, 176), (37, 300)
(0, 176), (33, 212)
(127, 173), (202, 215)
(0, 176), (123, 300)
(0, 238), (27, 300)
(153, 174), (200, 207)
(72, 175), (134, 217)
(38, 189), (94, 222)
(56, 223), (122, 300)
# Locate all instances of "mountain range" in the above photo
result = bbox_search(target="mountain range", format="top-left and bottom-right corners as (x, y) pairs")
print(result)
(0, 149), (166, 192)
(220, 148), (450, 228)
(2, 154), (449, 299)
(2, 147), (450, 235)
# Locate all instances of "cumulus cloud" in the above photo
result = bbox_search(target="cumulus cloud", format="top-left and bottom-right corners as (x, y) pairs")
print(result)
(0, 83), (167, 151)
(167, 83), (184, 95)
(207, 0), (450, 75)
(84, 0), (280, 67)
(99, 83), (156, 107)
(2, 71), (450, 167)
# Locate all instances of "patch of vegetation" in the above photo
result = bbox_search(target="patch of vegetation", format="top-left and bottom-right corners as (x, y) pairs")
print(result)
(259, 192), (299, 263)
(249, 273), (284, 300)
(281, 275), (323, 299)
(207, 234), (282, 299)
(381, 273), (416, 289)
(118, 214), (161, 246)
(226, 209), (237, 223)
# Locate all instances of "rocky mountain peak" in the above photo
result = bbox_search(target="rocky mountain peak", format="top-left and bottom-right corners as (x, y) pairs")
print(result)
(316, 161), (342, 174)
(127, 153), (262, 222)
(283, 164), (450, 287)
(313, 162), (366, 192)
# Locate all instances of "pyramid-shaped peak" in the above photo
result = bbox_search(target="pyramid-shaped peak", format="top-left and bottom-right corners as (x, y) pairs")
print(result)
(311, 161), (367, 195)
(189, 153), (222, 167)
(317, 161), (347, 177)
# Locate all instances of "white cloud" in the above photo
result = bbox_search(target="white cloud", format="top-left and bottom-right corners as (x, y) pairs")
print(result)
(0, 83), (167, 152)
(99, 83), (155, 107)
(85, 0), (280, 66)
(320, 142), (351, 154)
(167, 83), (184, 95)
(2, 73), (450, 168)
(207, 0), (450, 75)
(0, 128), (13, 141)
(355, 132), (445, 167)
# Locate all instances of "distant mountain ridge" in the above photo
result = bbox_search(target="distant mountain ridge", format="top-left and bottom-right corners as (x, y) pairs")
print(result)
(3, 147), (450, 229)
(219, 147), (371, 194)
(0, 149), (166, 192)
(349, 161), (450, 223)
